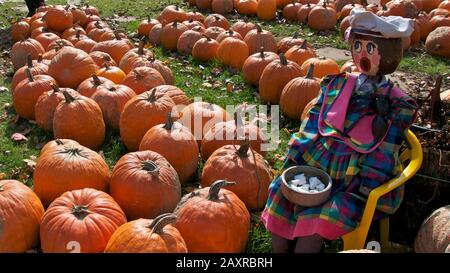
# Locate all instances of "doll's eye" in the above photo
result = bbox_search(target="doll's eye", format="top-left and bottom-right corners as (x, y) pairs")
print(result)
(354, 41), (362, 53)
(367, 42), (376, 54)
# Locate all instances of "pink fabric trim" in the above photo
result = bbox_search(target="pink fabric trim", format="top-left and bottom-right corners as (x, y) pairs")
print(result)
(261, 210), (349, 241)
(347, 115), (375, 144)
(324, 74), (354, 133)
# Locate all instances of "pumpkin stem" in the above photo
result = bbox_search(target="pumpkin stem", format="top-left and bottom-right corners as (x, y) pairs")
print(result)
(292, 31), (299, 39)
(305, 64), (314, 79)
(141, 160), (160, 176)
(207, 180), (236, 201)
(76, 29), (81, 39)
(25, 68), (34, 82)
(188, 18), (193, 23)
(163, 113), (174, 130)
(300, 39), (308, 49)
(138, 40), (145, 55)
(54, 139), (65, 145)
(51, 84), (59, 93)
(72, 205), (91, 220)
(256, 24), (262, 33)
(236, 139), (251, 158)
(37, 54), (43, 63)
(214, 15), (220, 21)
(148, 88), (157, 102)
(173, 21), (178, 27)
(108, 86), (117, 92)
(202, 34), (212, 41)
(92, 74), (102, 86)
(113, 31), (122, 40)
(62, 90), (76, 103)
(26, 54), (33, 68)
(259, 47), (265, 58)
(148, 213), (177, 234)
(279, 53), (288, 65)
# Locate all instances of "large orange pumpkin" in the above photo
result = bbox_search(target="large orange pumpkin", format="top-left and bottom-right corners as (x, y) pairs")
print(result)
(110, 150), (181, 220)
(122, 67), (165, 95)
(230, 20), (257, 37)
(259, 53), (303, 104)
(45, 5), (73, 32)
(11, 20), (31, 42)
(217, 37), (249, 69)
(175, 180), (250, 253)
(0, 180), (45, 253)
(423, 0), (442, 13)
(53, 91), (106, 149)
(39, 138), (80, 156)
(105, 213), (188, 253)
(138, 17), (160, 37)
(414, 205), (450, 253)
(201, 143), (273, 211)
(11, 55), (48, 92)
(178, 102), (232, 145)
(242, 47), (278, 86)
(283, 2), (302, 21)
(91, 84), (136, 130)
(212, 0), (235, 14)
(177, 29), (204, 55)
(33, 141), (110, 207)
(40, 188), (126, 253)
(297, 3), (316, 23)
(308, 2), (337, 30)
(119, 89), (176, 151)
(13, 69), (57, 120)
(139, 114), (199, 184)
(280, 64), (321, 119)
(236, 0), (259, 15)
(152, 85), (190, 108)
(192, 36), (220, 62)
(47, 47), (98, 89)
(35, 86), (78, 132)
(277, 32), (306, 53)
(90, 33), (133, 63)
(244, 24), (277, 54)
(157, 5), (188, 26)
(425, 26), (450, 58)
(11, 38), (45, 71)
(300, 56), (340, 78)
(204, 14), (230, 29)
(149, 24), (163, 45)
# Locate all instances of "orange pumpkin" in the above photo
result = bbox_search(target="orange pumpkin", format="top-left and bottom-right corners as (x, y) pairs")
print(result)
(160, 21), (189, 51)
(425, 26), (450, 58)
(0, 180), (45, 253)
(139, 115), (199, 184)
(182, 19), (204, 30)
(197, 0), (213, 9)
(122, 67), (165, 95)
(280, 64), (321, 119)
(417, 11), (433, 40)
(216, 29), (243, 43)
(230, 20), (257, 38)
(283, 2), (303, 21)
(297, 3), (316, 23)
(89, 51), (117, 67)
(201, 143), (272, 211)
(423, 0), (443, 13)
(177, 29), (204, 55)
(48, 47), (98, 89)
(11, 38), (45, 71)
(192, 36), (220, 61)
(300, 56), (340, 78)
(277, 32), (306, 53)
(91, 84), (136, 130)
(244, 24), (277, 54)
(61, 25), (86, 40)
(175, 180), (250, 253)
(13, 69), (56, 120)
(152, 85), (190, 108)
(138, 17), (160, 37)
(217, 37), (250, 69)
(211, 0), (235, 14)
(259, 53), (303, 104)
(430, 14), (450, 29)
(11, 55), (48, 92)
(340, 59), (359, 73)
(77, 74), (114, 97)
(236, 0), (259, 15)
(33, 141), (110, 207)
(186, 11), (205, 23)
(118, 41), (154, 74)
(96, 64), (126, 84)
(300, 97), (318, 120)
(149, 23), (163, 45)
(90, 33), (133, 63)
(105, 213), (188, 253)
(201, 114), (268, 159)
(53, 91), (106, 150)
(40, 188), (126, 253)
(257, 0), (277, 20)
(70, 6), (88, 26)
(120, 89), (176, 151)
(35, 86), (78, 132)
(12, 20), (31, 42)
(308, 2), (337, 30)
(75, 37), (97, 53)
(128, 57), (174, 85)
(157, 5), (187, 26)
(110, 150), (181, 220)
(204, 26), (226, 40)
(179, 102), (232, 145)
(45, 5), (73, 32)
(242, 47), (278, 86)
(205, 14), (230, 29)
(284, 40), (316, 66)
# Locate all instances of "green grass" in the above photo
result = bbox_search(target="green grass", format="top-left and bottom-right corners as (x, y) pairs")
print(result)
(1, 0), (449, 253)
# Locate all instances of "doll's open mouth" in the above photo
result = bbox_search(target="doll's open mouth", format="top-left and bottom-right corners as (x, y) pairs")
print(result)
(360, 57), (371, 72)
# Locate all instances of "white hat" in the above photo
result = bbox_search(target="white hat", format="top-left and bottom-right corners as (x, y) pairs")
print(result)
(346, 8), (414, 39)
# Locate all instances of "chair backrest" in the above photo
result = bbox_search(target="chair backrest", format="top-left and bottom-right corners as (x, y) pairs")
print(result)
(400, 130), (423, 177)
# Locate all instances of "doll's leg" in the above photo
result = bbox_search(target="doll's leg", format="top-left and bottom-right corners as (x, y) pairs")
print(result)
(271, 233), (292, 253)
(294, 234), (324, 253)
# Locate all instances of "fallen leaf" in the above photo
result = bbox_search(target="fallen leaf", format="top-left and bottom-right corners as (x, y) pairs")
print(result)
(11, 133), (27, 142)
(0, 86), (7, 93)
(23, 157), (36, 173)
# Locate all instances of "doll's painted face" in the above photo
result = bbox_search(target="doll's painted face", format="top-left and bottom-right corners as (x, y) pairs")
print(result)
(351, 39), (381, 76)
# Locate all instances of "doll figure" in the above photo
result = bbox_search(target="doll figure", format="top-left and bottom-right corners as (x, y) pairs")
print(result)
(261, 8), (418, 253)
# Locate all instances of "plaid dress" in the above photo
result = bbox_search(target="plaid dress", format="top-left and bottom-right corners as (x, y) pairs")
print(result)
(261, 73), (417, 240)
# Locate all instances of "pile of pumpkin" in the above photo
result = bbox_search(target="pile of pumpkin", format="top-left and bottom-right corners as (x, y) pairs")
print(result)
(140, 6), (352, 120)
(3, 3), (279, 253)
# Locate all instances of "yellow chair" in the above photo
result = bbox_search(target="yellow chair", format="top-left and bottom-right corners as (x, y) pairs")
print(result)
(341, 129), (423, 251)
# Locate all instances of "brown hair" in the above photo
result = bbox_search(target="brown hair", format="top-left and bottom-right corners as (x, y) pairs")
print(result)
(351, 33), (403, 75)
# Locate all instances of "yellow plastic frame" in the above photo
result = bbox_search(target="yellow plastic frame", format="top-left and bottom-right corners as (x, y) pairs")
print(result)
(341, 130), (423, 251)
